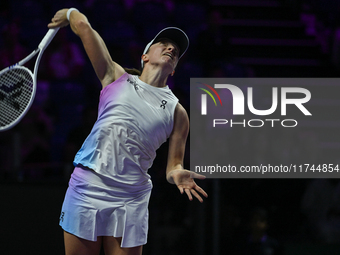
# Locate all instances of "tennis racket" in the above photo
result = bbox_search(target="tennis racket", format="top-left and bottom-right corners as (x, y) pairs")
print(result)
(0, 27), (59, 131)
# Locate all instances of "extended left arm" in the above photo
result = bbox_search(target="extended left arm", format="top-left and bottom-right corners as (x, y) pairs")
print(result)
(166, 103), (208, 202)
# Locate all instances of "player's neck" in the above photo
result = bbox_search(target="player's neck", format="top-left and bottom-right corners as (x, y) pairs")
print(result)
(139, 65), (170, 88)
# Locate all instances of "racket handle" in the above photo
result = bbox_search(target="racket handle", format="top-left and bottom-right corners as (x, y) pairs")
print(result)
(38, 28), (60, 51)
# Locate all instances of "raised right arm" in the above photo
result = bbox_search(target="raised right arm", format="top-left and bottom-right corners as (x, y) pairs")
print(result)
(48, 8), (126, 88)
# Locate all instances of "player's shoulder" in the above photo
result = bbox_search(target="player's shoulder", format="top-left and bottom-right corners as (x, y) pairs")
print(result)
(174, 103), (189, 122)
(170, 102), (189, 138)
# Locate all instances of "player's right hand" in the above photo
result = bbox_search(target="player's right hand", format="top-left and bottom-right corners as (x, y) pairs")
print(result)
(48, 9), (69, 28)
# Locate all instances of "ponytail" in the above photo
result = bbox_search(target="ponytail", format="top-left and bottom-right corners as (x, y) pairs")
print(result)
(124, 67), (142, 76)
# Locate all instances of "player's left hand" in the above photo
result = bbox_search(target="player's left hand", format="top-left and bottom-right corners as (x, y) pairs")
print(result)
(170, 169), (208, 203)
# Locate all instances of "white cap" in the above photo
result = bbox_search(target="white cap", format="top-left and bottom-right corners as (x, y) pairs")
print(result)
(141, 27), (189, 68)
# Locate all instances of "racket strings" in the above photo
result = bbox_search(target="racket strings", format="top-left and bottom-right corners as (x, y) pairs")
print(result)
(0, 68), (33, 127)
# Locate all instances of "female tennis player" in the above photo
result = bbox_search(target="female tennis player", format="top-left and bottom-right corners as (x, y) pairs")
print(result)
(48, 8), (207, 255)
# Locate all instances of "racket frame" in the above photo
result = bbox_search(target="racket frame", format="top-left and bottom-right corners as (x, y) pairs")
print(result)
(0, 28), (59, 131)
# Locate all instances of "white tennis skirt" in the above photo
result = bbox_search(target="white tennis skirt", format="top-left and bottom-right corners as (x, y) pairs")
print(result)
(59, 166), (152, 248)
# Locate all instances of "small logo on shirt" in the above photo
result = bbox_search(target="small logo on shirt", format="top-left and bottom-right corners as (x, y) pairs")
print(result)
(160, 100), (167, 109)
(127, 78), (139, 90)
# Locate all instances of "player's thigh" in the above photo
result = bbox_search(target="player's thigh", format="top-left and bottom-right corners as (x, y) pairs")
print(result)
(64, 231), (102, 255)
(103, 236), (143, 255)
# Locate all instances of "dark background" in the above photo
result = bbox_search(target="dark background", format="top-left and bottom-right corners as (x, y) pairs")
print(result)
(1, 0), (340, 254)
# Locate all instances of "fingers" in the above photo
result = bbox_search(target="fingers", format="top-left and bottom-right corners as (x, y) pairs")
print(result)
(48, 22), (58, 28)
(180, 186), (208, 203)
(190, 189), (203, 203)
(185, 188), (193, 201)
(195, 185), (208, 198)
(48, 17), (58, 28)
(48, 9), (69, 28)
(175, 170), (208, 202)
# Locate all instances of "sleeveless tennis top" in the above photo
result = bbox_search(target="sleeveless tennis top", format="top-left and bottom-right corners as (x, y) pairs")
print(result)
(73, 73), (178, 190)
